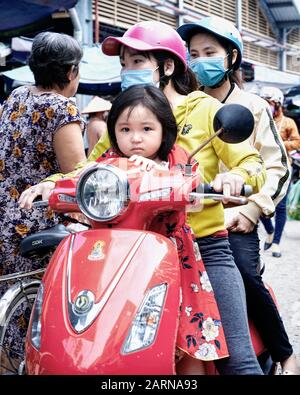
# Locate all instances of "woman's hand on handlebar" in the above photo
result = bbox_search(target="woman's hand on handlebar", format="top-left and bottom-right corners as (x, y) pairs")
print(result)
(212, 172), (245, 204)
(18, 181), (55, 210)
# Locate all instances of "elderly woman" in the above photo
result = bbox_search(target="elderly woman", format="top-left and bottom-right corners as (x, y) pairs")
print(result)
(0, 32), (86, 372)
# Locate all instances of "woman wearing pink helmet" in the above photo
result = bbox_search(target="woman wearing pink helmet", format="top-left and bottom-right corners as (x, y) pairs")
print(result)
(177, 15), (299, 375)
(20, 21), (265, 375)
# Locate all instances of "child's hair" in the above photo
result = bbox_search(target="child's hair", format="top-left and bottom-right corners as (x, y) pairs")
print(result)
(107, 85), (178, 161)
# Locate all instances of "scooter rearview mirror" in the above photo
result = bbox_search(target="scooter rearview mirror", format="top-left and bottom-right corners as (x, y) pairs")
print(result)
(213, 103), (254, 144)
(185, 104), (254, 175)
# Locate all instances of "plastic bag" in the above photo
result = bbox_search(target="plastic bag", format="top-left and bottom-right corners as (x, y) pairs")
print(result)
(287, 179), (300, 220)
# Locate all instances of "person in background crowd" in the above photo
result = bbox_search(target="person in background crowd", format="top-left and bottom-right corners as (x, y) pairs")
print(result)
(81, 96), (112, 155)
(260, 86), (300, 258)
(177, 16), (300, 375)
(20, 21), (266, 375)
(0, 31), (86, 370)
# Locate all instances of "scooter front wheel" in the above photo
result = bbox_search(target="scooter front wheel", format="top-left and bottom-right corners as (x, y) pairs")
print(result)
(0, 283), (40, 375)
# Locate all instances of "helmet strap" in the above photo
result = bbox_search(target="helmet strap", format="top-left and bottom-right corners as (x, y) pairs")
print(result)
(158, 62), (171, 89)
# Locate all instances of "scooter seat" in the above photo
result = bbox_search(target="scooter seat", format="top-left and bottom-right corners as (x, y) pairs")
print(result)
(20, 224), (71, 258)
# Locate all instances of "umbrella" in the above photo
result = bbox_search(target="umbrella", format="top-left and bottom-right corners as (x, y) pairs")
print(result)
(0, 0), (77, 36)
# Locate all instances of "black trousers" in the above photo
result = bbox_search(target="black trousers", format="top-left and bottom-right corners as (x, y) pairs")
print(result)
(228, 226), (293, 362)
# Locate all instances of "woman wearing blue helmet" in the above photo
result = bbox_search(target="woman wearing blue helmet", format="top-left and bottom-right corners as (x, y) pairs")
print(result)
(178, 16), (243, 95)
(178, 16), (299, 375)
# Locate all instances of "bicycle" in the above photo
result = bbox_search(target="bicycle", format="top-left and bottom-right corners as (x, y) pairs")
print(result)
(0, 216), (88, 375)
(0, 267), (46, 374)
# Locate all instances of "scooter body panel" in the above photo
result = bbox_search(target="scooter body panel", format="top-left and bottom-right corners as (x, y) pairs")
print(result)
(26, 229), (180, 375)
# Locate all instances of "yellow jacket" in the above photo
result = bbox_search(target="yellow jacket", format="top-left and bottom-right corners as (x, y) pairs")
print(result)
(45, 91), (266, 238)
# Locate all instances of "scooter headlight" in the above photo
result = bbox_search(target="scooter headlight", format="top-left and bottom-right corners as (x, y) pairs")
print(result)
(30, 282), (44, 350)
(122, 284), (167, 354)
(76, 164), (129, 221)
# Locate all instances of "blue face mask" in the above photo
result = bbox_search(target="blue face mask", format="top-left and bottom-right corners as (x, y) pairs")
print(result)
(120, 68), (159, 91)
(189, 56), (228, 87)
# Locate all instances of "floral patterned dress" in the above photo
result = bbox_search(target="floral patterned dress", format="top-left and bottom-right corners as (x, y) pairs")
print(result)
(98, 146), (229, 361)
(0, 86), (84, 365)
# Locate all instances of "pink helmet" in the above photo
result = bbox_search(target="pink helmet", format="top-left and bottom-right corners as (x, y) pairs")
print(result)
(102, 21), (187, 71)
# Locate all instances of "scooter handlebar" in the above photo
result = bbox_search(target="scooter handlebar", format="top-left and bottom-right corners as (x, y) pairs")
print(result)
(189, 183), (252, 206)
(202, 183), (253, 197)
(189, 192), (248, 205)
(32, 200), (49, 207)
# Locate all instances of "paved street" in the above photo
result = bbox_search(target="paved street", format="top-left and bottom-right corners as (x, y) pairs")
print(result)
(258, 219), (300, 363)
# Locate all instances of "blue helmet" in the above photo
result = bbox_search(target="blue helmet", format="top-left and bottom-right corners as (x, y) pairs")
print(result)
(177, 16), (243, 70)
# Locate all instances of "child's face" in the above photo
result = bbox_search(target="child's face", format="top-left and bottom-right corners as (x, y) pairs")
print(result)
(115, 104), (163, 161)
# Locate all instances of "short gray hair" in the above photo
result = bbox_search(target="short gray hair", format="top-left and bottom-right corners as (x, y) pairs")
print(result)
(28, 32), (83, 90)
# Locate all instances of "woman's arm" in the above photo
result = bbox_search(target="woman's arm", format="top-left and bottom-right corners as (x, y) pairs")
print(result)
(88, 129), (111, 161)
(53, 121), (86, 173)
(42, 127), (111, 184)
(213, 137), (266, 196)
(235, 103), (290, 225)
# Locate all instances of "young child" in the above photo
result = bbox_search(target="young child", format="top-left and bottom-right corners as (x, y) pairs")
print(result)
(99, 85), (229, 374)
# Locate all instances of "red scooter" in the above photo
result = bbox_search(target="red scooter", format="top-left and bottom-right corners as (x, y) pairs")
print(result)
(20, 104), (274, 374)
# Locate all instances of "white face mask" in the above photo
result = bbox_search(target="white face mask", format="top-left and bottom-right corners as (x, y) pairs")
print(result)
(120, 67), (159, 91)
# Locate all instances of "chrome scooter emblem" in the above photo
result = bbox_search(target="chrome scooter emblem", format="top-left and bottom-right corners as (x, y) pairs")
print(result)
(73, 290), (95, 315)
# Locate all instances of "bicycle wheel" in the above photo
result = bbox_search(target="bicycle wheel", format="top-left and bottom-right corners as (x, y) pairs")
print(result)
(0, 284), (40, 375)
